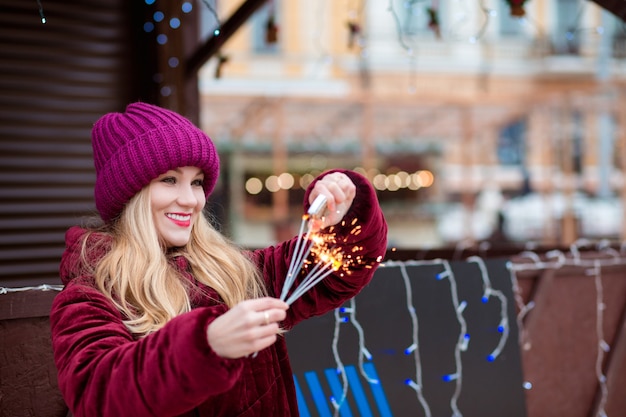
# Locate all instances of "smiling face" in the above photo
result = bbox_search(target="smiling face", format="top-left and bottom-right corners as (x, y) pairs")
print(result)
(149, 166), (206, 248)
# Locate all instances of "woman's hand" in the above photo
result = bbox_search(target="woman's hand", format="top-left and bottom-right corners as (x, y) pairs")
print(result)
(309, 172), (356, 230)
(207, 297), (289, 359)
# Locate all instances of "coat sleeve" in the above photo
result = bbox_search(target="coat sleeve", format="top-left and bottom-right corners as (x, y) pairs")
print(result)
(251, 169), (388, 329)
(50, 282), (243, 417)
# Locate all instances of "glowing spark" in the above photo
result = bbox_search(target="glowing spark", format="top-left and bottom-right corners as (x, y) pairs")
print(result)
(280, 195), (378, 305)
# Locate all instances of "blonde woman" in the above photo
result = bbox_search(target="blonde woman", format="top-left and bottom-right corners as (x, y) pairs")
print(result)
(50, 102), (388, 417)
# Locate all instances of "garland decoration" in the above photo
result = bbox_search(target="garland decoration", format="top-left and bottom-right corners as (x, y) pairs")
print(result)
(427, 7), (441, 39)
(346, 20), (361, 49)
(507, 0), (527, 17)
(214, 52), (229, 79)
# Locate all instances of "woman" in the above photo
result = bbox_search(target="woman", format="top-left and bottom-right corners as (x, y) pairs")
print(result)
(50, 102), (387, 417)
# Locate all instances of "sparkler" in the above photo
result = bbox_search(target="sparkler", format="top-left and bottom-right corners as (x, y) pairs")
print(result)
(280, 194), (363, 305)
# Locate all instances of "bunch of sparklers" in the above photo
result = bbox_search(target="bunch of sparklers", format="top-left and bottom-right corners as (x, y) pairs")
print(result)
(279, 194), (361, 305)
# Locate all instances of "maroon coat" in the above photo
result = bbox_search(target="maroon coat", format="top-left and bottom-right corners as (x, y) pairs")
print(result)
(50, 170), (387, 417)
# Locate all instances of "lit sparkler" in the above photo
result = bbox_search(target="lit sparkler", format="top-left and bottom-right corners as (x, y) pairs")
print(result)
(280, 194), (365, 305)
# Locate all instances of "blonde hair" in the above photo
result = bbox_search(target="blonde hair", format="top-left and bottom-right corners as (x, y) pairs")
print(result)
(86, 187), (266, 337)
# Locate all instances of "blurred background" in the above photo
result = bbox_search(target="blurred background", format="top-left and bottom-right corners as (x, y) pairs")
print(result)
(2, 0), (626, 277)
(2, 2), (626, 416)
(191, 0), (626, 251)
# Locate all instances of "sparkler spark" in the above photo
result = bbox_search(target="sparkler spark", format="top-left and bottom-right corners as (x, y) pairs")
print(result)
(280, 195), (369, 305)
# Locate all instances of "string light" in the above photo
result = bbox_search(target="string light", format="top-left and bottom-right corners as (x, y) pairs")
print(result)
(369, 258), (516, 417)
(397, 261), (432, 417)
(508, 239), (625, 406)
(435, 260), (467, 417)
(245, 169), (434, 195)
(329, 305), (350, 413)
(590, 259), (609, 417)
(36, 0), (46, 24)
(329, 298), (378, 414)
(470, 1), (496, 43)
(311, 0), (332, 72)
(444, 0), (496, 44)
(200, 0), (221, 36)
(7, 242), (620, 417)
(0, 284), (63, 294)
(386, 0), (419, 93)
(468, 256), (510, 362)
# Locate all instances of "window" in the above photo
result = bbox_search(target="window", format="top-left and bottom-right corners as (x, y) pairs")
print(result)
(497, 119), (526, 166)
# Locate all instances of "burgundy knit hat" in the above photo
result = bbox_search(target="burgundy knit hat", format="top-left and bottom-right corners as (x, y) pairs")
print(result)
(92, 102), (220, 222)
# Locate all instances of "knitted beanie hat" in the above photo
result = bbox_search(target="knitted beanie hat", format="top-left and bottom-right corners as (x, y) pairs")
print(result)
(92, 102), (220, 222)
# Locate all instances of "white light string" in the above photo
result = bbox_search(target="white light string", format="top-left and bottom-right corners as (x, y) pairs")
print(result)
(506, 253), (536, 354)
(507, 238), (626, 412)
(36, 0), (47, 23)
(200, 0), (222, 36)
(445, 0), (493, 43)
(591, 259), (609, 417)
(396, 260), (433, 417)
(435, 259), (467, 417)
(386, 0), (421, 93)
(467, 256), (510, 362)
(329, 306), (350, 413)
(378, 258), (515, 417)
(329, 297), (377, 415)
(0, 284), (63, 294)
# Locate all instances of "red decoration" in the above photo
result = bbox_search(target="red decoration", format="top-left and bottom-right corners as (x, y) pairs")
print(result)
(265, 15), (278, 44)
(214, 53), (229, 79)
(346, 20), (361, 49)
(427, 8), (441, 39)
(507, 0), (527, 17)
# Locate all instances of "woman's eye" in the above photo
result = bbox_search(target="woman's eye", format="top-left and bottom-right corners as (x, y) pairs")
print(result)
(161, 177), (176, 184)
(192, 179), (204, 187)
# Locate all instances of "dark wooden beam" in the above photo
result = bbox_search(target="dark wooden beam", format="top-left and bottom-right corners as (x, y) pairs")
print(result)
(186, 0), (268, 77)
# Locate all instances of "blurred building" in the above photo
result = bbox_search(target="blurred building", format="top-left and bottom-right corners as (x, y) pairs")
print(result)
(192, 0), (626, 249)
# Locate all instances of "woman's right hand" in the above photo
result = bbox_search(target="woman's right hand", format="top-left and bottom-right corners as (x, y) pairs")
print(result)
(207, 297), (289, 359)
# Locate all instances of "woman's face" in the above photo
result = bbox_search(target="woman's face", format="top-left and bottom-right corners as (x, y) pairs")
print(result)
(149, 166), (206, 248)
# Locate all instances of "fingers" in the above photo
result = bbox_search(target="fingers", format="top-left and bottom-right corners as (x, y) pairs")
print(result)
(311, 173), (355, 212)
(206, 297), (289, 359)
(249, 296), (289, 312)
(309, 173), (356, 229)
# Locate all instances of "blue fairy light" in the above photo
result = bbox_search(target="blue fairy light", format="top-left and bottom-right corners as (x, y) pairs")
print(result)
(153, 11), (164, 22)
(182, 2), (193, 13)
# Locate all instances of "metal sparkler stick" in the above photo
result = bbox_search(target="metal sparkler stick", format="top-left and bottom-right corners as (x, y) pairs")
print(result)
(284, 259), (337, 305)
(280, 194), (336, 305)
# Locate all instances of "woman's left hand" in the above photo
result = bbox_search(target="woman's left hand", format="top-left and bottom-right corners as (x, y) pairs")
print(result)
(308, 172), (356, 230)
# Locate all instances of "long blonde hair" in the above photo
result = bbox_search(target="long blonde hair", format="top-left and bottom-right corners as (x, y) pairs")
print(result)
(86, 187), (266, 337)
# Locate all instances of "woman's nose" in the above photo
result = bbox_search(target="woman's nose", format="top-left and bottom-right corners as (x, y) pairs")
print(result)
(177, 184), (198, 206)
